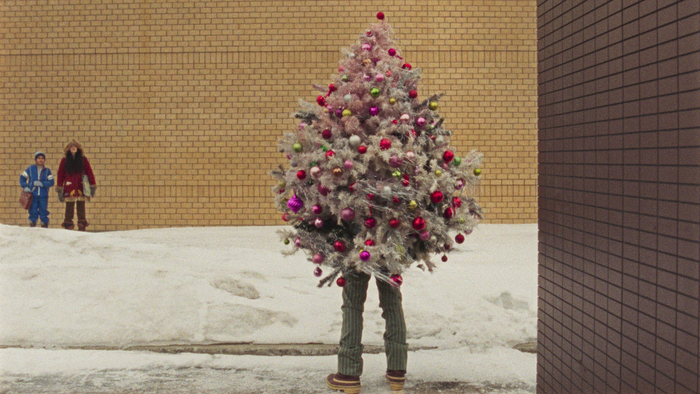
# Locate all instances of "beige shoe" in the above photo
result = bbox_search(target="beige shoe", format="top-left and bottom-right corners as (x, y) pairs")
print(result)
(386, 370), (406, 391)
(326, 373), (361, 394)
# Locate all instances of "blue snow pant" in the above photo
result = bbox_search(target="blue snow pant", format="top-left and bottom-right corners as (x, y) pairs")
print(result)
(337, 270), (408, 376)
(28, 196), (50, 224)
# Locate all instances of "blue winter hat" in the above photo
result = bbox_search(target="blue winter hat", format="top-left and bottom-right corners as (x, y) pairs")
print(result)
(34, 151), (46, 160)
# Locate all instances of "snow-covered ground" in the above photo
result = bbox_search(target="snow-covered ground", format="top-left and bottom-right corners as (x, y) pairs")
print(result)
(0, 223), (538, 393)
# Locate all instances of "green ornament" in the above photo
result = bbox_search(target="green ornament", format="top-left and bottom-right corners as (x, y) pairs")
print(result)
(341, 74), (349, 82)
(392, 170), (402, 178)
(322, 145), (329, 152)
(342, 109), (352, 117)
(278, 181), (286, 188)
(292, 143), (303, 152)
(474, 168), (482, 176)
(389, 98), (396, 105)
(283, 239), (290, 245)
(429, 101), (439, 110)
(308, 180), (314, 185)
(310, 161), (318, 167)
(453, 157), (461, 167)
(370, 88), (380, 98)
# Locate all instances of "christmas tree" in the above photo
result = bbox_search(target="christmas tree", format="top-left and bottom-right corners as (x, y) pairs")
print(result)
(271, 12), (483, 287)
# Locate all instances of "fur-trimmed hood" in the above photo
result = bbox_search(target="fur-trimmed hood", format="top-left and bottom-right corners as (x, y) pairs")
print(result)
(63, 139), (84, 155)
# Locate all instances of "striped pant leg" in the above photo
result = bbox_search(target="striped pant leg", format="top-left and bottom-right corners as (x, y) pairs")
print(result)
(376, 277), (408, 371)
(337, 270), (370, 376)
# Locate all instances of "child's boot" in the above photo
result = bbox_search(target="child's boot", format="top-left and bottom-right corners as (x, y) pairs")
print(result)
(386, 370), (406, 391)
(326, 373), (361, 394)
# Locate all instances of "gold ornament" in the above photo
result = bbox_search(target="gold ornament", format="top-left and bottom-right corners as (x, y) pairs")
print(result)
(408, 200), (418, 210)
(333, 167), (343, 176)
(363, 58), (372, 66)
(435, 169), (442, 177)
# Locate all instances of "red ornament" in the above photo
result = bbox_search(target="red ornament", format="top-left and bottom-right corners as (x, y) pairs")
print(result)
(364, 217), (377, 228)
(402, 63), (412, 70)
(325, 150), (335, 158)
(430, 190), (444, 204)
(317, 95), (326, 106)
(336, 277), (347, 287)
(296, 170), (306, 180)
(322, 129), (332, 139)
(441, 255), (448, 262)
(377, 12), (385, 20)
(365, 239), (375, 246)
(444, 207), (454, 219)
(334, 241), (347, 252)
(452, 196), (462, 208)
(391, 275), (403, 286)
(349, 183), (355, 192)
(367, 194), (375, 201)
(430, 135), (436, 140)
(358, 145), (367, 154)
(388, 48), (396, 56)
(389, 218), (400, 228)
(393, 197), (400, 204)
(409, 90), (418, 98)
(444, 243), (451, 250)
(328, 83), (337, 92)
(412, 217), (426, 231)
(402, 179), (410, 187)
(380, 139), (392, 150)
(443, 150), (454, 163)
(282, 213), (289, 222)
(455, 234), (465, 244)
(392, 119), (398, 124)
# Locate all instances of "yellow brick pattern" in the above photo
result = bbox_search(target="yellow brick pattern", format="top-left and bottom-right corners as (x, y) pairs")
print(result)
(0, 1), (537, 230)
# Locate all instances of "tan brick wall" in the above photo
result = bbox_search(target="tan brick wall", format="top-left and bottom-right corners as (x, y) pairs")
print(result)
(0, 1), (537, 230)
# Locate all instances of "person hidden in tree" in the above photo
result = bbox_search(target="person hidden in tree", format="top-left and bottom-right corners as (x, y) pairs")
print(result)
(56, 139), (97, 231)
(326, 268), (408, 394)
(19, 151), (55, 228)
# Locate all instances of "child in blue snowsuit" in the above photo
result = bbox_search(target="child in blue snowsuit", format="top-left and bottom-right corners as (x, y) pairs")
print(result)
(19, 152), (55, 227)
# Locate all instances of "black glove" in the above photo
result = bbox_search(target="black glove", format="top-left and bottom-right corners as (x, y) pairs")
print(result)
(57, 188), (65, 203)
(90, 185), (97, 197)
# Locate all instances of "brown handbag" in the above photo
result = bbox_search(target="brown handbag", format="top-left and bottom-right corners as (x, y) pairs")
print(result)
(19, 190), (33, 210)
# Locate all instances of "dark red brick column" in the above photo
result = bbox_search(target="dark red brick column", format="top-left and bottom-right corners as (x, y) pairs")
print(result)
(537, 1), (699, 393)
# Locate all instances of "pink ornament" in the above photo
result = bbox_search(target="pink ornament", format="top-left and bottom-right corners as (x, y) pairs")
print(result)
(412, 217), (426, 231)
(287, 194), (304, 213)
(364, 217), (377, 228)
(431, 190), (444, 204)
(314, 267), (323, 277)
(455, 179), (465, 190)
(442, 162), (449, 170)
(405, 151), (415, 160)
(380, 139), (392, 150)
(341, 208), (355, 221)
(362, 43), (372, 51)
(344, 160), (354, 169)
(313, 253), (324, 264)
(419, 230), (430, 241)
(294, 238), (301, 247)
(416, 117), (426, 127)
(314, 218), (324, 228)
(389, 155), (403, 167)
(391, 275), (403, 286)
(310, 166), (322, 178)
(338, 66), (344, 72)
(335, 109), (343, 117)
(360, 251), (370, 261)
(363, 73), (371, 81)
(370, 107), (379, 116)
(399, 113), (410, 123)
(312, 205), (322, 214)
(388, 48), (396, 56)
(299, 122), (307, 130)
(318, 184), (330, 196)
(375, 73), (385, 82)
